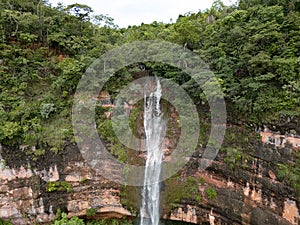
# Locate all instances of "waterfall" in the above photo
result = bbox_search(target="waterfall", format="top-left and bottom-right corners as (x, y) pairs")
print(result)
(140, 78), (165, 225)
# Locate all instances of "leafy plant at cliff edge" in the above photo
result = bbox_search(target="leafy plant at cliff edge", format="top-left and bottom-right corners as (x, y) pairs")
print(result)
(0, 218), (13, 225)
(277, 152), (300, 195)
(53, 212), (84, 225)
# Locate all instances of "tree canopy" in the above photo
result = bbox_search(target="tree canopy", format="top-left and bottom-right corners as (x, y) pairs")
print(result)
(0, 0), (299, 155)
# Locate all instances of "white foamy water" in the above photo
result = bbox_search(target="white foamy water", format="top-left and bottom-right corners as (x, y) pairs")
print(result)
(140, 78), (165, 225)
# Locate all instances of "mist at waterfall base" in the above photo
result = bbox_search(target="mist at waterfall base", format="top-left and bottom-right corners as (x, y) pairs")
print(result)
(140, 79), (165, 225)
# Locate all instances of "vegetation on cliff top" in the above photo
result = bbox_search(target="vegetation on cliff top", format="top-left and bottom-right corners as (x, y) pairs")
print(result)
(0, 0), (299, 150)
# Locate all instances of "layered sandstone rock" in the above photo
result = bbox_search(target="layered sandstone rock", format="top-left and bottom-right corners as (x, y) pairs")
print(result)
(0, 145), (131, 224)
(0, 130), (299, 225)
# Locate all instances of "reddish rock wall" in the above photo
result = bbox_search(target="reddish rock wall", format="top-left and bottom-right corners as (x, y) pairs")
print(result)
(0, 145), (131, 224)
(0, 129), (299, 225)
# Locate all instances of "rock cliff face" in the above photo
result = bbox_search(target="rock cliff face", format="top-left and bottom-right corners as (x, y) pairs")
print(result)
(0, 145), (130, 224)
(0, 129), (299, 224)
(162, 130), (299, 225)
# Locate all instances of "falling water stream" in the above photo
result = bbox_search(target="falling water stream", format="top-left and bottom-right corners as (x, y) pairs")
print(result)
(140, 78), (165, 225)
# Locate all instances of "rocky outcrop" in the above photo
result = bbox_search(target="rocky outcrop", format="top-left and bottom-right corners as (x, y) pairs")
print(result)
(260, 131), (300, 149)
(0, 129), (299, 225)
(0, 145), (131, 224)
(168, 205), (197, 223)
(160, 129), (300, 225)
(164, 166), (299, 225)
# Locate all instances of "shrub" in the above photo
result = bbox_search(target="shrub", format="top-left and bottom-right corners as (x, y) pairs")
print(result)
(206, 187), (217, 199)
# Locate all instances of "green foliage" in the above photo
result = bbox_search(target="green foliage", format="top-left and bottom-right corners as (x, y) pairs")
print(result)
(40, 103), (56, 119)
(53, 212), (84, 225)
(199, 3), (300, 125)
(120, 185), (141, 216)
(222, 147), (251, 171)
(277, 152), (300, 195)
(223, 147), (243, 170)
(52, 213), (134, 225)
(205, 187), (218, 199)
(55, 208), (62, 221)
(86, 208), (97, 217)
(46, 181), (73, 192)
(161, 176), (202, 213)
(61, 181), (73, 192)
(0, 218), (13, 225)
(0, 121), (21, 141)
(42, 115), (73, 153)
(198, 177), (206, 186)
(46, 181), (60, 192)
(55, 58), (84, 94)
(96, 119), (128, 163)
(80, 178), (89, 183)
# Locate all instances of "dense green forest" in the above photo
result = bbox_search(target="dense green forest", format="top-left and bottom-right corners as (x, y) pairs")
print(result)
(1, 0), (299, 150)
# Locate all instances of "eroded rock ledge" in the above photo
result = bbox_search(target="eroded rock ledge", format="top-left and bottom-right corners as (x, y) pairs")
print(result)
(0, 130), (299, 225)
(0, 144), (131, 224)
